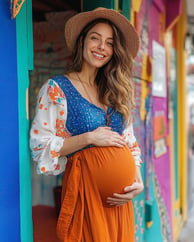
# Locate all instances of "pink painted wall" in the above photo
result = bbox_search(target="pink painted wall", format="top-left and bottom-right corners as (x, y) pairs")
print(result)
(136, 0), (173, 240)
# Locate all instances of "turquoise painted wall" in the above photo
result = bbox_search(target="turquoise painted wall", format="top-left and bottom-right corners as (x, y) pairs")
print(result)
(171, 49), (178, 200)
(0, 2), (20, 242)
(16, 0), (34, 241)
(83, 0), (115, 10)
(122, 0), (131, 19)
(144, 173), (163, 242)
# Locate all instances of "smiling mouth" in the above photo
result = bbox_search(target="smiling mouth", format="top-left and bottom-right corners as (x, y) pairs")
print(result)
(92, 52), (105, 58)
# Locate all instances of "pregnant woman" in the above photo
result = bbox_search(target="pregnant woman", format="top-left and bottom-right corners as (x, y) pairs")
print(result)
(30, 7), (144, 242)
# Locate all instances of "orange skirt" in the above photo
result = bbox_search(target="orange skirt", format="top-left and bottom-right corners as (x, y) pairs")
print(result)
(56, 146), (136, 242)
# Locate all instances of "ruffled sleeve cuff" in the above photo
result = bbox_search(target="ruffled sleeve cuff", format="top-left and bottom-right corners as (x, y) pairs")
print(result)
(37, 136), (67, 175)
(122, 123), (143, 166)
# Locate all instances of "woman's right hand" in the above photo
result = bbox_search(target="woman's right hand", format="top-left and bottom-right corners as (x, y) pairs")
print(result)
(60, 126), (126, 157)
(88, 126), (127, 147)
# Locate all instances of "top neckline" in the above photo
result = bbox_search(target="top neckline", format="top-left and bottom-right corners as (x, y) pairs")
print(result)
(63, 75), (112, 115)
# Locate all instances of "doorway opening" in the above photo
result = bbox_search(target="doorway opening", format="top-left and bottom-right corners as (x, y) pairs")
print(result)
(30, 1), (81, 241)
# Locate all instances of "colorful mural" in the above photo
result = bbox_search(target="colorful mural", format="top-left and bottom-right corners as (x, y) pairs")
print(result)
(132, 0), (173, 241)
(133, 78), (146, 241)
(152, 169), (172, 242)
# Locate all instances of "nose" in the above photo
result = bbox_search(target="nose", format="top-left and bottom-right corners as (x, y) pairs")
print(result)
(98, 40), (105, 50)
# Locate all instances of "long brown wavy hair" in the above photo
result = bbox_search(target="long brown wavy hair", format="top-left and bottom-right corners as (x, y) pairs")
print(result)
(65, 18), (135, 124)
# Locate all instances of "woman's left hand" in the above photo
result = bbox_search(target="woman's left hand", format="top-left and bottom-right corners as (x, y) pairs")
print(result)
(106, 181), (144, 206)
(106, 166), (144, 206)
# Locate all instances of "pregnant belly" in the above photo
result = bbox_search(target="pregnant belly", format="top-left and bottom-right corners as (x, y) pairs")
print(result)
(81, 146), (136, 205)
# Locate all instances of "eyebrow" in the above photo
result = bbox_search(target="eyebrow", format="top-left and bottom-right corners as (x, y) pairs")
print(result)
(89, 31), (113, 40)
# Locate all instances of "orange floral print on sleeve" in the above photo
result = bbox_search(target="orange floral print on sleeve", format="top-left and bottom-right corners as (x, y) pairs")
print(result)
(48, 80), (65, 104)
(56, 118), (64, 130)
(41, 166), (46, 173)
(48, 85), (59, 101)
(50, 150), (59, 158)
(59, 110), (64, 116)
(56, 118), (70, 138)
(34, 129), (39, 134)
(39, 104), (43, 109)
(54, 164), (60, 171)
(56, 118), (65, 137)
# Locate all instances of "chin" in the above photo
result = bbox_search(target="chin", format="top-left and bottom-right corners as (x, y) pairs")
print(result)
(93, 60), (109, 68)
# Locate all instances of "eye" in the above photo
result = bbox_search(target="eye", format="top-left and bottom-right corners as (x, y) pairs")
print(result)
(107, 41), (113, 47)
(91, 35), (99, 40)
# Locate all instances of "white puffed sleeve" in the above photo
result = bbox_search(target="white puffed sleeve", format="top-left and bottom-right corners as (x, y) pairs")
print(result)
(30, 79), (70, 175)
(122, 123), (143, 166)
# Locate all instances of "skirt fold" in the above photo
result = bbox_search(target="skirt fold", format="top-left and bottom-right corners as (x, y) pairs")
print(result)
(57, 146), (135, 242)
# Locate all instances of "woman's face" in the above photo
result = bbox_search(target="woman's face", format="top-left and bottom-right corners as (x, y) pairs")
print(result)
(82, 22), (114, 69)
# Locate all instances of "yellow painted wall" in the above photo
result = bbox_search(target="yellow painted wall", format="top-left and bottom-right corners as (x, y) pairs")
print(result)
(176, 0), (187, 224)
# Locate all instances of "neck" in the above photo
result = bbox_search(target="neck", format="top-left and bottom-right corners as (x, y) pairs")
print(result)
(78, 63), (98, 85)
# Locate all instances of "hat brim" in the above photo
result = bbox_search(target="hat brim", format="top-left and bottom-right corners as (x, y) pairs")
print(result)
(65, 8), (140, 58)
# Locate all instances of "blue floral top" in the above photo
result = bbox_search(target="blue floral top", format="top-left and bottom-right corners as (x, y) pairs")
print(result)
(55, 76), (125, 135)
(30, 76), (142, 175)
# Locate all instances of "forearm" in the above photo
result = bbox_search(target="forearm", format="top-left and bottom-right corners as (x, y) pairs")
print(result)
(59, 132), (92, 156)
(60, 126), (127, 156)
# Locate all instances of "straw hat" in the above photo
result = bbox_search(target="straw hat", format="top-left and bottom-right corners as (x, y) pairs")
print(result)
(64, 7), (140, 58)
